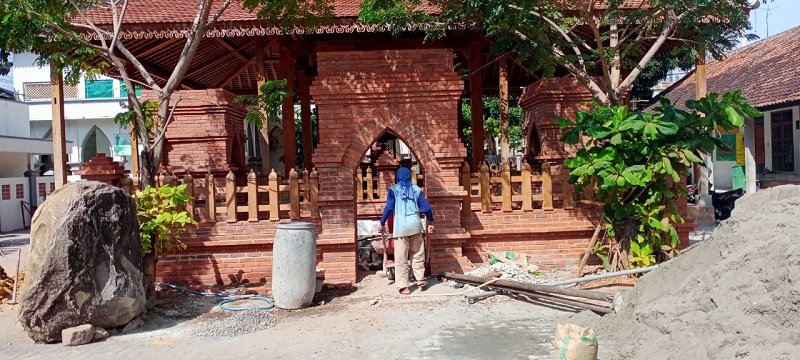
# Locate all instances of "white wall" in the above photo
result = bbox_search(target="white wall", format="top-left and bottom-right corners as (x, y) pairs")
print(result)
(30, 118), (132, 170)
(0, 98), (30, 137)
(0, 177), (31, 232)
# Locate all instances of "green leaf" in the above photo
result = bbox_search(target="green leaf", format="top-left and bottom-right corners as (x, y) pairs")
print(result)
(655, 121), (679, 135)
(610, 133), (623, 145)
(586, 126), (615, 139)
(724, 106), (744, 127)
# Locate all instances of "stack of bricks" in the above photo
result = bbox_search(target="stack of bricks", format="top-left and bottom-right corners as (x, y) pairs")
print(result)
(75, 153), (129, 187)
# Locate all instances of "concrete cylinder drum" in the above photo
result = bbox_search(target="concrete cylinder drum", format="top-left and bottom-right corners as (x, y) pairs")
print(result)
(271, 221), (317, 309)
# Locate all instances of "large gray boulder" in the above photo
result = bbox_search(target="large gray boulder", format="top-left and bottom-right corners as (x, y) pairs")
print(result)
(19, 181), (145, 343)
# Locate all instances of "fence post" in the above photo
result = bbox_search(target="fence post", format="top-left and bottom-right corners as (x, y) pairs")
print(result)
(120, 176), (133, 195)
(542, 162), (554, 211)
(303, 168), (309, 202)
(461, 162), (471, 215)
(521, 163), (533, 211)
(366, 167), (374, 199)
(290, 168), (300, 220)
(411, 166), (418, 186)
(310, 168), (320, 219)
(563, 172), (575, 210)
(479, 163), (491, 213)
(205, 173), (215, 222)
(226, 171), (236, 223)
(269, 169), (279, 221)
(356, 167), (363, 201)
(501, 162), (512, 212)
(183, 173), (194, 221)
(247, 170), (258, 222)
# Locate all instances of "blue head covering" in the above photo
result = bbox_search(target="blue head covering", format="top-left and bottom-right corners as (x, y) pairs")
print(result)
(396, 167), (413, 199)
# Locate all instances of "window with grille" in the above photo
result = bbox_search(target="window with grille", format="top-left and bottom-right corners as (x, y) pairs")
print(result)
(85, 79), (114, 98)
(24, 82), (78, 100)
(120, 81), (143, 98)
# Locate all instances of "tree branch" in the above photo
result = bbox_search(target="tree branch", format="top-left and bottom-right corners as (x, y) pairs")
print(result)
(165, 0), (213, 94)
(619, 8), (684, 91)
(206, 0), (234, 28)
(508, 4), (589, 74)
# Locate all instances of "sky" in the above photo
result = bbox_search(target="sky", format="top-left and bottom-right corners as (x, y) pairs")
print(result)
(748, 0), (800, 43)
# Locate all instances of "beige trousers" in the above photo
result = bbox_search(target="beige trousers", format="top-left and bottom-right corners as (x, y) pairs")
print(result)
(394, 233), (425, 289)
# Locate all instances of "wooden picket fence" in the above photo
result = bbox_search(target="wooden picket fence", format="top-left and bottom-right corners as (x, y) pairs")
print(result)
(461, 162), (575, 213)
(356, 166), (424, 201)
(121, 168), (319, 222)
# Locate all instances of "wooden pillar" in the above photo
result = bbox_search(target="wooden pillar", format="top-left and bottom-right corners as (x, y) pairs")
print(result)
(50, 61), (68, 188)
(279, 37), (297, 175)
(469, 40), (485, 168)
(499, 56), (510, 162)
(695, 49), (712, 206)
(744, 118), (757, 193)
(255, 37), (272, 173)
(457, 97), (465, 143)
(299, 71), (313, 170)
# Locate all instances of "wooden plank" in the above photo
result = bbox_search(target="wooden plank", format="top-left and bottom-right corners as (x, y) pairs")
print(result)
(184, 174), (194, 220)
(521, 163), (533, 211)
(226, 171), (237, 223)
(214, 37), (249, 63)
(269, 169), (279, 221)
(205, 173), (215, 221)
(310, 169), (320, 218)
(50, 61), (67, 188)
(247, 170), (258, 222)
(289, 168), (300, 220)
(542, 162), (554, 211)
(501, 162), (512, 212)
(479, 163), (491, 213)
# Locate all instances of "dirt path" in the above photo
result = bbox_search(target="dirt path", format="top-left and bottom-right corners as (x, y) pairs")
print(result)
(0, 275), (614, 360)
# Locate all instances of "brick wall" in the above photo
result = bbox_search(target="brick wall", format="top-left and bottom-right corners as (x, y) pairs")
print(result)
(309, 49), (470, 263)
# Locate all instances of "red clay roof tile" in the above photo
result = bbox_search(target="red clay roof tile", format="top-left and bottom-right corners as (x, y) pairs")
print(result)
(658, 25), (800, 109)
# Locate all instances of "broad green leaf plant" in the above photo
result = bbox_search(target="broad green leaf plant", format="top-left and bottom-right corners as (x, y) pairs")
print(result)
(559, 91), (761, 269)
(134, 184), (197, 258)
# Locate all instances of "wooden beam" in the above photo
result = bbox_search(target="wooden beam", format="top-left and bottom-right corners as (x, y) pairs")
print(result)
(135, 38), (179, 59)
(695, 48), (712, 204)
(187, 39), (254, 78)
(299, 71), (313, 170)
(213, 37), (249, 62)
(255, 37), (271, 173)
(290, 36), (476, 55)
(218, 56), (255, 89)
(50, 61), (68, 188)
(469, 40), (485, 168)
(279, 37), (297, 174)
(499, 56), (510, 162)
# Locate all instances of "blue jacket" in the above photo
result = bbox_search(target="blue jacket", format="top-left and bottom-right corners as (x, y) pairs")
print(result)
(380, 185), (434, 237)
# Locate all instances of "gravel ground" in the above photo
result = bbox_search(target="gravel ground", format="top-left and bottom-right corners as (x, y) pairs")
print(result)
(191, 310), (277, 337)
(447, 263), (573, 290)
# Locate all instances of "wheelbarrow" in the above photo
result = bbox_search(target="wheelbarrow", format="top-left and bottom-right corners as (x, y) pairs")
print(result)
(371, 230), (431, 284)
(370, 234), (396, 281)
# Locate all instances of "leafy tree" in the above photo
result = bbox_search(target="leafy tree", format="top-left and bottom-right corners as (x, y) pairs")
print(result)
(558, 91), (761, 269)
(462, 96), (524, 157)
(0, 0), (329, 188)
(360, 0), (762, 106)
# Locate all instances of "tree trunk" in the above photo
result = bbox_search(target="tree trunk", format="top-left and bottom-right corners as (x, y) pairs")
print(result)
(487, 137), (498, 156)
(614, 218), (640, 270)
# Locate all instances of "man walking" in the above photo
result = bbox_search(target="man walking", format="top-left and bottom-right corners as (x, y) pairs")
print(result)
(378, 167), (435, 295)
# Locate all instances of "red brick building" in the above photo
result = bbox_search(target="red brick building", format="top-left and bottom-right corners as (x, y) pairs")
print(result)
(78, 0), (691, 286)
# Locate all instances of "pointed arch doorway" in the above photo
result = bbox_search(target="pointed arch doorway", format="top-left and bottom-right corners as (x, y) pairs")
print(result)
(81, 126), (112, 163)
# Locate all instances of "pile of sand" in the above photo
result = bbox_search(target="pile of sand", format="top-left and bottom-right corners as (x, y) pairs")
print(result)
(573, 185), (800, 359)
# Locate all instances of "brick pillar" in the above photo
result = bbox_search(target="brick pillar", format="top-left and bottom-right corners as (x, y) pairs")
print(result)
(519, 76), (594, 167)
(75, 153), (129, 186)
(143, 89), (248, 181)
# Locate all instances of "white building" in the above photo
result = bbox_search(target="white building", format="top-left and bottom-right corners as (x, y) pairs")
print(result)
(11, 52), (137, 173)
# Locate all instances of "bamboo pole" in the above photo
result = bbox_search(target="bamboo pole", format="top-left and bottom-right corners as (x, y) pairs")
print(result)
(443, 273), (612, 303)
